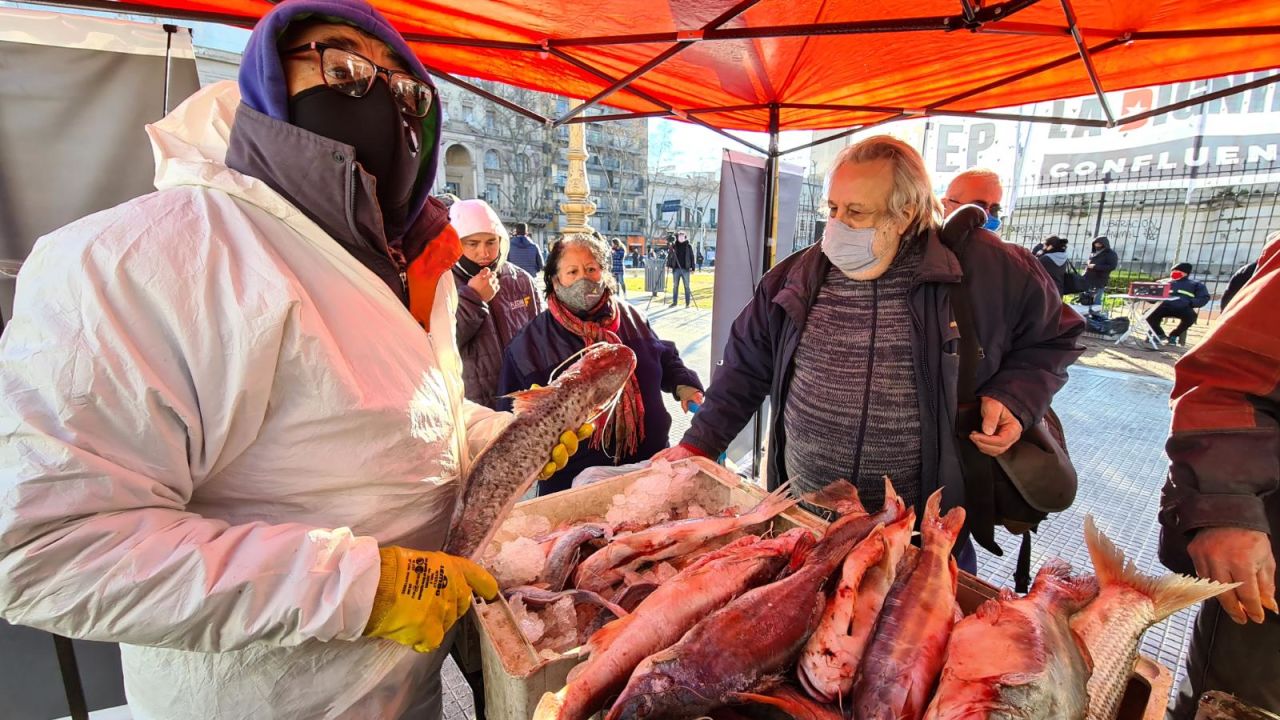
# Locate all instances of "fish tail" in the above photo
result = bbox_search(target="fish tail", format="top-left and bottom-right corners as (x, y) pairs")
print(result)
(922, 490), (966, 551)
(802, 479), (865, 516)
(1084, 515), (1237, 621)
(749, 481), (800, 520)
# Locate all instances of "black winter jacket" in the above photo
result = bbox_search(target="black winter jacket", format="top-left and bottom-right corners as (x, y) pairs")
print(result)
(666, 241), (695, 271)
(681, 217), (1085, 518)
(1083, 239), (1119, 291)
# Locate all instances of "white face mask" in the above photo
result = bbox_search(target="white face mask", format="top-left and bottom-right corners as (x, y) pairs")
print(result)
(822, 219), (881, 278)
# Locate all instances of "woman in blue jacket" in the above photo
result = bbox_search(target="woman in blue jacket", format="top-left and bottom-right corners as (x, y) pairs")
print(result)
(500, 232), (704, 494)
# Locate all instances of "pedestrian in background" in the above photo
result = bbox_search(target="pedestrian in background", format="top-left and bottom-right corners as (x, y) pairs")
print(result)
(1159, 232), (1280, 718)
(667, 230), (695, 307)
(1037, 236), (1070, 295)
(1083, 236), (1118, 293)
(610, 237), (628, 297)
(507, 221), (544, 277)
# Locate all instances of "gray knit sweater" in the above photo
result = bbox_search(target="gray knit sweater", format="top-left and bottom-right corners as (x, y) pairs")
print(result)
(782, 242), (923, 512)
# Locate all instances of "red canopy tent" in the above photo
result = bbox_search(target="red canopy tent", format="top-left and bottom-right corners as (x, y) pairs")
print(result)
(35, 0), (1279, 269)
(38, 0), (1280, 148)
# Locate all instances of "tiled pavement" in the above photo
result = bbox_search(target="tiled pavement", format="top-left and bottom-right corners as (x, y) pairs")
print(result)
(444, 299), (1189, 718)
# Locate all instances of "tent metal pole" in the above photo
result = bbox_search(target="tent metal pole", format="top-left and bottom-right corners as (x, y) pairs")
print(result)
(553, 44), (692, 126)
(546, 48), (770, 156)
(1116, 71), (1280, 126)
(1059, 0), (1115, 126)
(419, 64), (551, 124)
(928, 37), (1126, 108)
(752, 105), (781, 480)
(552, 0), (762, 125)
(565, 110), (674, 123)
(162, 23), (175, 116)
(775, 113), (909, 157)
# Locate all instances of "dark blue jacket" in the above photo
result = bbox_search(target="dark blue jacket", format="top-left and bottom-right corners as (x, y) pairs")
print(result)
(507, 235), (544, 277)
(681, 215), (1085, 519)
(499, 301), (703, 493)
(1162, 276), (1212, 311)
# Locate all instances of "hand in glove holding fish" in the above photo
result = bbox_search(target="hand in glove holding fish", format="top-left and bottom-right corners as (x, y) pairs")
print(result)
(528, 384), (595, 481)
(1188, 527), (1278, 624)
(363, 547), (499, 652)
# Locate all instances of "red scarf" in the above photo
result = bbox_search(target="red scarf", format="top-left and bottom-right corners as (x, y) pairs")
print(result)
(547, 292), (645, 457)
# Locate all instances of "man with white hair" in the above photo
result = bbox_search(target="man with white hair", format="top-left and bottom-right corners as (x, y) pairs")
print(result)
(943, 167), (1004, 232)
(657, 137), (1082, 571)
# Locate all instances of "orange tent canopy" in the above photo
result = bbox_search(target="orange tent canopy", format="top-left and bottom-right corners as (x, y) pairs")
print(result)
(52, 0), (1280, 148)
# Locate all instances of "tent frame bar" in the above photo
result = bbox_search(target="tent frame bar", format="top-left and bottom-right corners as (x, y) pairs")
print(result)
(422, 63), (552, 124)
(551, 0), (763, 126)
(1059, 0), (1115, 126)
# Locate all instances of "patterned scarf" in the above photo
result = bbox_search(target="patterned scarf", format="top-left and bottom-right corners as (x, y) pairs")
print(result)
(546, 292), (645, 457)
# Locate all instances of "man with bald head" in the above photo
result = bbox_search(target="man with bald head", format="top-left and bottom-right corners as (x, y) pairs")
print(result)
(943, 167), (1005, 232)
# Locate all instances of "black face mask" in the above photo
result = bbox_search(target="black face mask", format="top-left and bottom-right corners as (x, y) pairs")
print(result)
(457, 254), (498, 277)
(288, 81), (421, 239)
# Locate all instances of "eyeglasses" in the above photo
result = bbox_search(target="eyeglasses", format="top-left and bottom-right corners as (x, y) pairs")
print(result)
(283, 42), (434, 118)
(945, 197), (1002, 217)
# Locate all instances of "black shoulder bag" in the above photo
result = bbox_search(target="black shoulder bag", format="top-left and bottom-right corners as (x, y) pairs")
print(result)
(950, 242), (1078, 593)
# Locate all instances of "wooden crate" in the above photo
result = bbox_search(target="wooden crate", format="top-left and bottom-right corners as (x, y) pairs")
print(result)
(474, 457), (1174, 720)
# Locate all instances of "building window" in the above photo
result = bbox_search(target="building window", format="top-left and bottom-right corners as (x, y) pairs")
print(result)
(709, 208), (717, 227)
(555, 98), (570, 116)
(515, 154), (530, 173)
(462, 103), (475, 124)
(485, 150), (501, 170)
(485, 110), (496, 131)
(486, 183), (500, 203)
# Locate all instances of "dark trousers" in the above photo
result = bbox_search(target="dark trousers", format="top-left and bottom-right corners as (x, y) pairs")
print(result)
(1168, 597), (1280, 719)
(613, 270), (626, 296)
(1146, 304), (1197, 340)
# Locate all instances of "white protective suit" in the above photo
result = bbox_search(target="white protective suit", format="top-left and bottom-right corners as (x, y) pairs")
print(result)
(0, 81), (510, 718)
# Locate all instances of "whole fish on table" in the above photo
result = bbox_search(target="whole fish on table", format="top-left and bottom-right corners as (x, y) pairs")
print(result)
(539, 523), (613, 591)
(798, 506), (915, 704)
(572, 484), (797, 594)
(1072, 516), (1236, 720)
(535, 530), (815, 720)
(445, 343), (636, 560)
(606, 479), (907, 720)
(923, 560), (1099, 720)
(853, 490), (965, 720)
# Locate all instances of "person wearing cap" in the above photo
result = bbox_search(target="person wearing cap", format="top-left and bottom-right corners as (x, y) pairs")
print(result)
(1146, 262), (1212, 349)
(0, 1), (584, 717)
(1036, 236), (1071, 295)
(450, 198), (543, 409)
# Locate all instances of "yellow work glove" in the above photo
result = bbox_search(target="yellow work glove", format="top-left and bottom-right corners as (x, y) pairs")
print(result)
(363, 546), (499, 653)
(537, 423), (595, 480)
(526, 382), (594, 481)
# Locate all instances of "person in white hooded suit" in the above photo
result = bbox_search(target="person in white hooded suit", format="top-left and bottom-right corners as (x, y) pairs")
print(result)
(0, 1), (584, 717)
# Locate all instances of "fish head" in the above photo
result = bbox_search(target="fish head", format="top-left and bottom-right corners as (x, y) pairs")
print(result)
(560, 343), (638, 409)
(606, 672), (696, 720)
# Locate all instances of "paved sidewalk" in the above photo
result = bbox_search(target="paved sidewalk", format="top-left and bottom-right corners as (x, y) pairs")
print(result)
(444, 300), (1190, 717)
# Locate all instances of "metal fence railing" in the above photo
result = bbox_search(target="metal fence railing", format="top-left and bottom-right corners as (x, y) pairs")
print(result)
(1002, 162), (1280, 318)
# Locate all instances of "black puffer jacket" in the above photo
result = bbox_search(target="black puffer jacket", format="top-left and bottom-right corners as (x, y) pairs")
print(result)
(1083, 237), (1118, 290)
